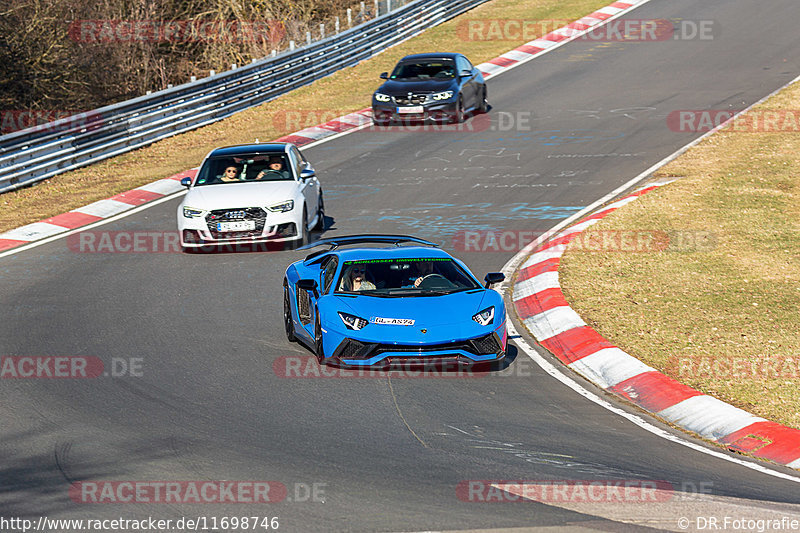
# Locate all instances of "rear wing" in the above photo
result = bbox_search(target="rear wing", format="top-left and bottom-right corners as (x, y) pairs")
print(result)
(299, 234), (438, 261)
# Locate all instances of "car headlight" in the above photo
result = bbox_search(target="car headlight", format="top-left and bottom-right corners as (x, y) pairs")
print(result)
(339, 312), (369, 330)
(374, 92), (392, 102)
(267, 200), (294, 212)
(182, 206), (205, 218)
(432, 91), (454, 101)
(472, 306), (495, 326)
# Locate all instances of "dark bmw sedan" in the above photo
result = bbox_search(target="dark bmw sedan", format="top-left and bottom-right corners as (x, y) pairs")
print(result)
(371, 52), (487, 124)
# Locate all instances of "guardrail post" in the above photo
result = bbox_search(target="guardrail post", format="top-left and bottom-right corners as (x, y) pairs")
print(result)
(306, 31), (312, 45)
(289, 40), (296, 51)
(361, 1), (366, 18)
(231, 63), (237, 70)
(387, 0), (392, 12)
(374, 0), (380, 17)
(209, 70), (215, 77)
(335, 17), (340, 33)
(347, 8), (352, 27)
(190, 76), (197, 82)
(320, 23), (325, 38)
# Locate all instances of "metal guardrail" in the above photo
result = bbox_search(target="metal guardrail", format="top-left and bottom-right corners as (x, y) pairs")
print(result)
(0, 0), (488, 194)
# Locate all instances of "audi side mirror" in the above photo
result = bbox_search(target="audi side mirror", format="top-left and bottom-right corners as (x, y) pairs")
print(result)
(300, 164), (316, 180)
(379, 72), (389, 79)
(180, 177), (192, 188)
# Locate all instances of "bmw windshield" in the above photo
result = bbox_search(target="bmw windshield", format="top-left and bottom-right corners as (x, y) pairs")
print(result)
(336, 258), (480, 296)
(194, 154), (293, 185)
(389, 60), (456, 80)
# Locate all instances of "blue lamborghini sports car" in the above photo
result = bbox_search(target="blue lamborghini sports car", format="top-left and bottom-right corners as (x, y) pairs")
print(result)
(283, 235), (507, 368)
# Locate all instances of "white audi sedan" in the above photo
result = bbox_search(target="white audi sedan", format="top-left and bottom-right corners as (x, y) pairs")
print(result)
(177, 143), (324, 250)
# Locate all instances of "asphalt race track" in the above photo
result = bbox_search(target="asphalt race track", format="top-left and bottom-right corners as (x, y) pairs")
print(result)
(2, 0), (800, 530)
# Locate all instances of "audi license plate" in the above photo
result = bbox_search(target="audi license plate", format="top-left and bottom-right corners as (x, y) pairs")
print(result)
(217, 221), (256, 232)
(397, 106), (424, 114)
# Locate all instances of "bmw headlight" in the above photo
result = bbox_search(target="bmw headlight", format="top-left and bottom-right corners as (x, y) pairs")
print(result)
(432, 91), (454, 101)
(182, 206), (205, 218)
(374, 92), (392, 102)
(267, 200), (294, 212)
(472, 306), (495, 326)
(339, 312), (369, 330)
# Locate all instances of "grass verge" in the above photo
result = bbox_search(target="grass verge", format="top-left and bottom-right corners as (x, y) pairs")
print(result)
(559, 80), (800, 429)
(1, 0), (611, 234)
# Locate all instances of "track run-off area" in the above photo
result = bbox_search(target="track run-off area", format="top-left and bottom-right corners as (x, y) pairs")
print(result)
(2, 0), (800, 531)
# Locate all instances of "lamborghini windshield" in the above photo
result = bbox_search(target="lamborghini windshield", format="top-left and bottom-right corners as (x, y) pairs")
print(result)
(336, 258), (480, 296)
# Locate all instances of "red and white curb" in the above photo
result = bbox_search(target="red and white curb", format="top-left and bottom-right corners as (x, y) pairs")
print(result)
(0, 0), (649, 254)
(0, 169), (197, 252)
(475, 0), (649, 79)
(511, 182), (800, 470)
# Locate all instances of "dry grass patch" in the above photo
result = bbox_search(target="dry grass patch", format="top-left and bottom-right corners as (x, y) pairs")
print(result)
(1, 0), (610, 233)
(560, 81), (800, 428)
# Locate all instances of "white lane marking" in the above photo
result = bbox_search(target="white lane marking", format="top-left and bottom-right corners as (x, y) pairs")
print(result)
(522, 306), (587, 341)
(504, 319), (800, 484)
(474, 0), (659, 79)
(512, 271), (560, 300)
(657, 396), (767, 441)
(74, 198), (134, 217)
(0, 191), (187, 259)
(0, 222), (70, 241)
(568, 347), (655, 388)
(500, 70), (800, 482)
(1, 0), (798, 487)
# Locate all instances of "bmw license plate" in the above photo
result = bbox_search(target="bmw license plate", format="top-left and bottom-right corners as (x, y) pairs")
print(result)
(397, 106), (424, 114)
(217, 220), (256, 232)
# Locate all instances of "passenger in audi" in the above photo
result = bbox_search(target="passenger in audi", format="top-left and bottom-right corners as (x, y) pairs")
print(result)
(219, 165), (242, 183)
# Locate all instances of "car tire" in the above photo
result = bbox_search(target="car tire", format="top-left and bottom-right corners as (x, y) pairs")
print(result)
(289, 206), (309, 250)
(452, 95), (465, 123)
(478, 86), (488, 113)
(313, 193), (325, 231)
(314, 314), (325, 363)
(283, 282), (296, 342)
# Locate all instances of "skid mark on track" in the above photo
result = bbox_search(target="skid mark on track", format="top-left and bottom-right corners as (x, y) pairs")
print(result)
(439, 425), (642, 477)
(386, 377), (429, 449)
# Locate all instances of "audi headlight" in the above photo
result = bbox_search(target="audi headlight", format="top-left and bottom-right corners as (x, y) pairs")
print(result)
(472, 306), (495, 326)
(374, 92), (392, 102)
(182, 206), (205, 218)
(432, 91), (454, 101)
(339, 312), (369, 330)
(267, 200), (294, 213)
